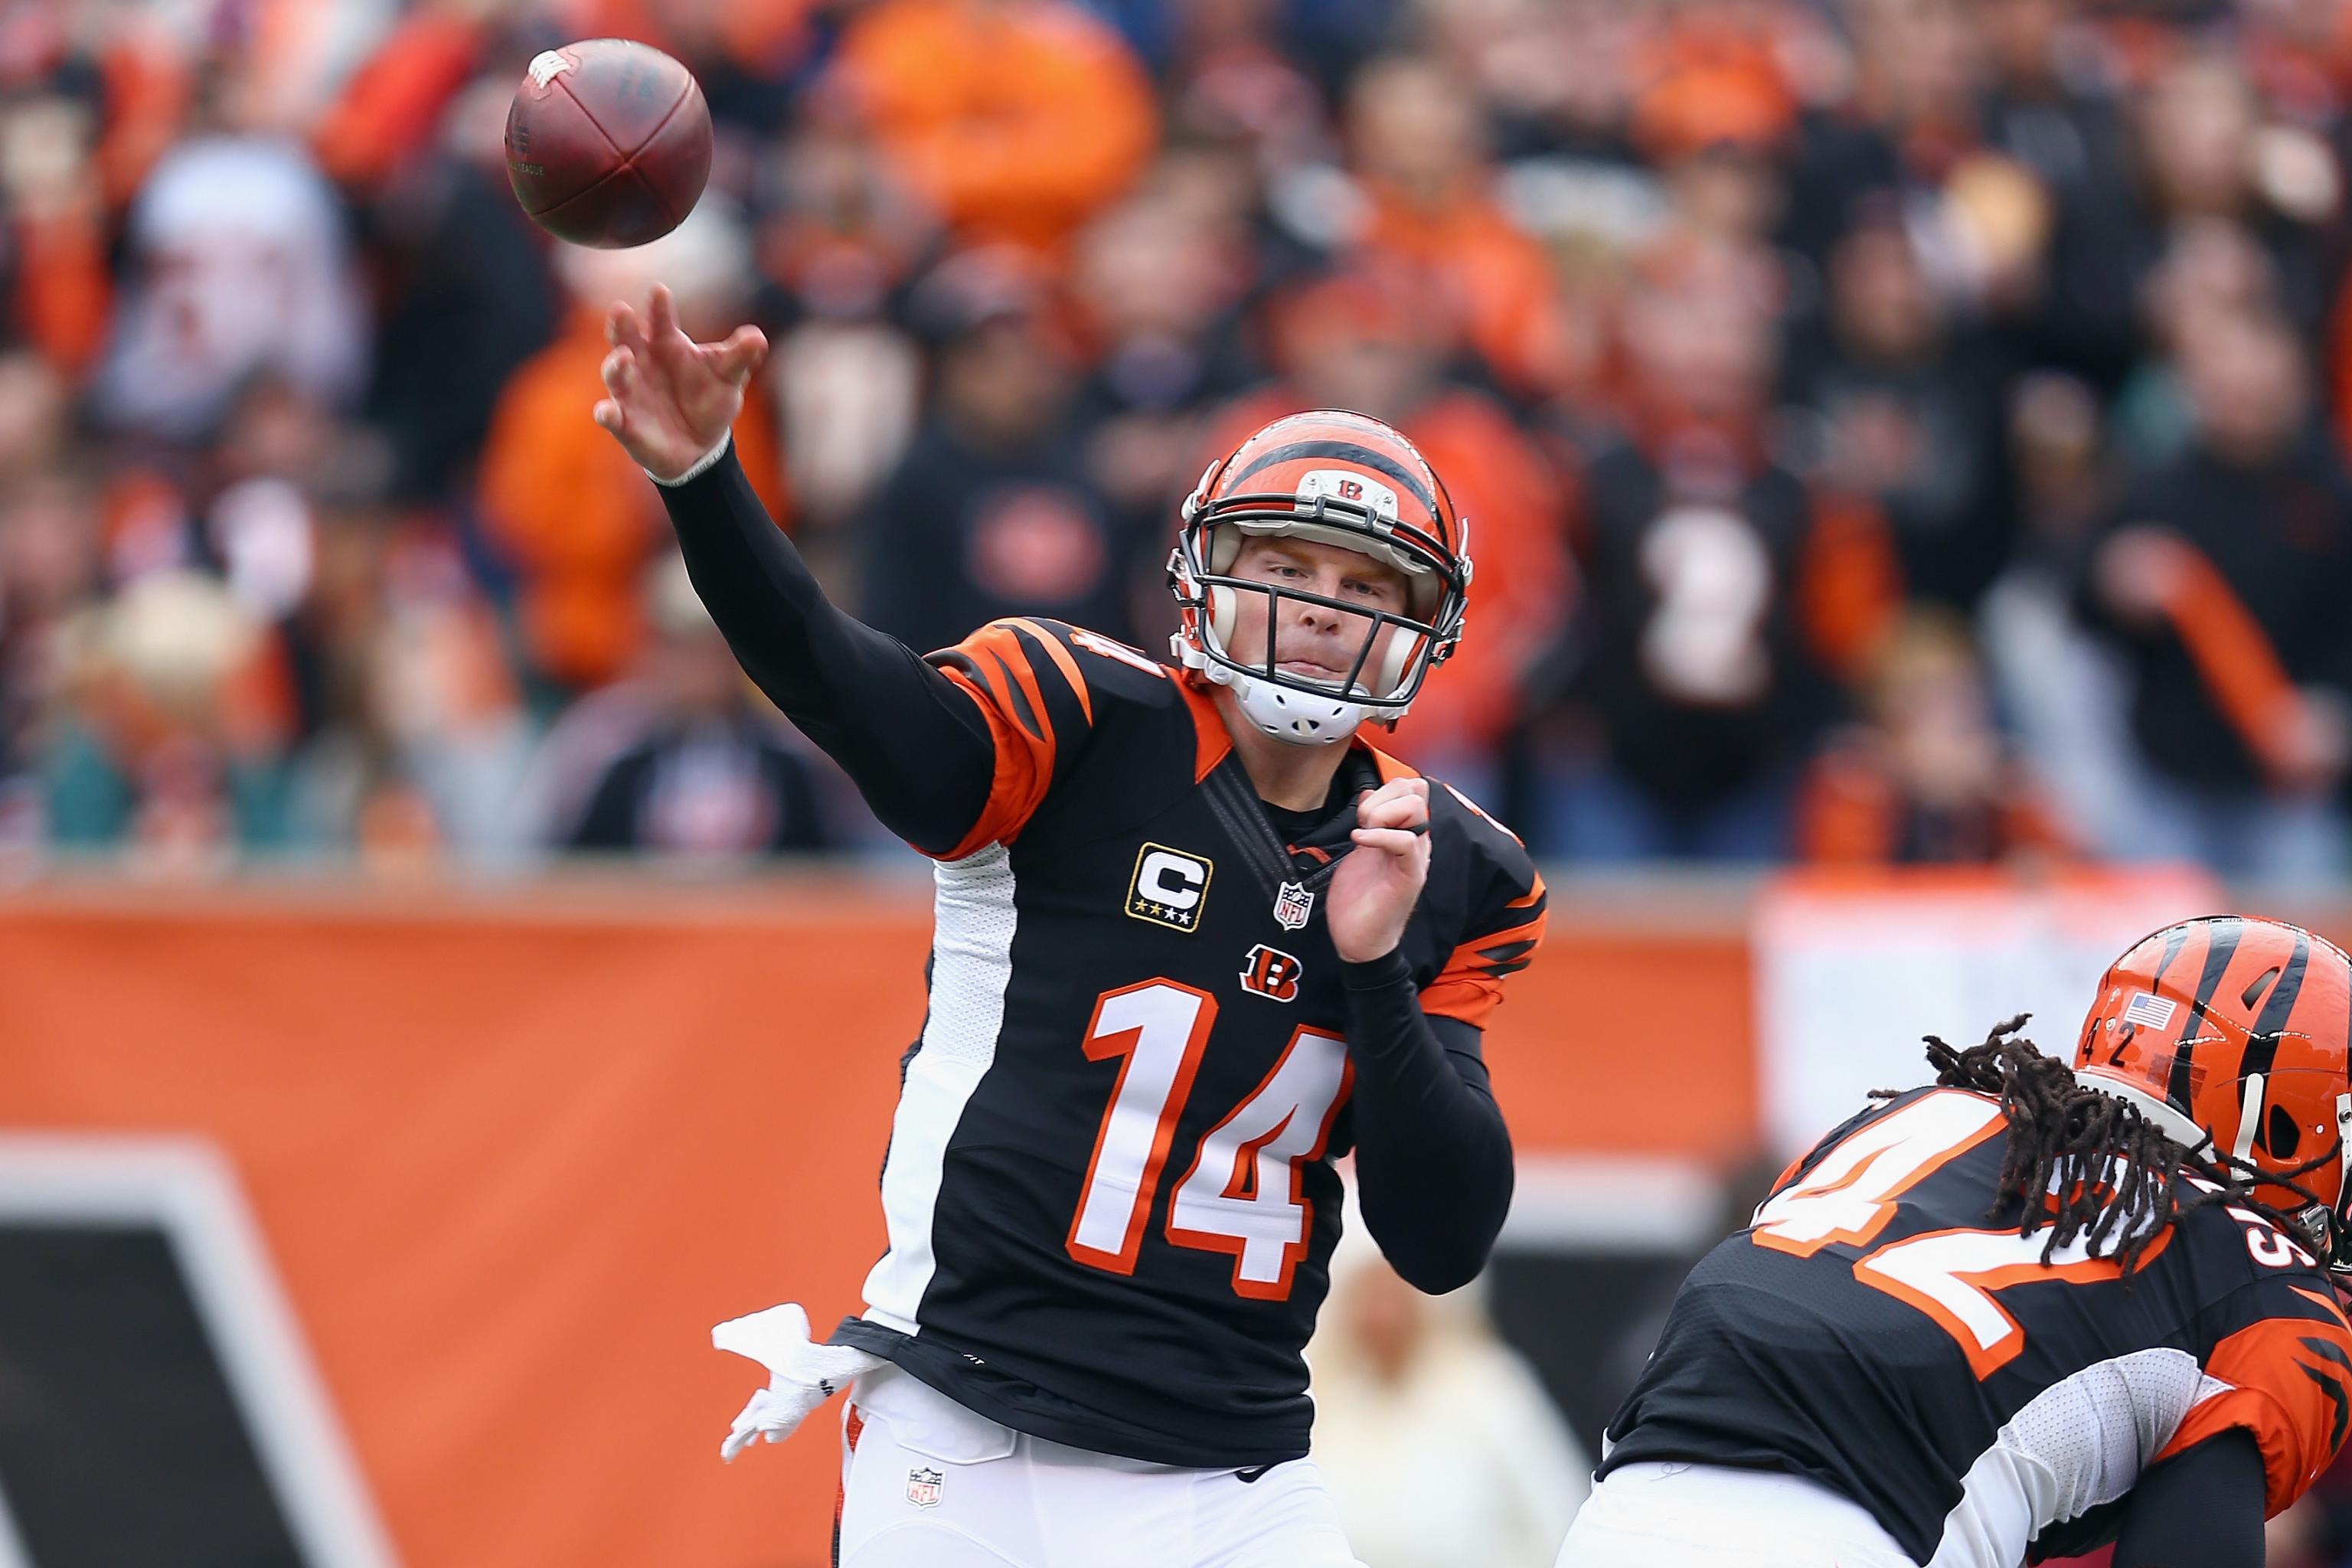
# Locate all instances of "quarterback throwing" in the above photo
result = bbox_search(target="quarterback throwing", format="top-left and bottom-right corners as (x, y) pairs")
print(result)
(593, 286), (1545, 1568)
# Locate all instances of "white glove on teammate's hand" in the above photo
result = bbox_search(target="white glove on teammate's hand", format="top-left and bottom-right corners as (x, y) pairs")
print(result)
(712, 1302), (884, 1462)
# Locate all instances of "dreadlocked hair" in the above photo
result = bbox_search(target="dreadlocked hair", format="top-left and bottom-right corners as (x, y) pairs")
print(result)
(1885, 1017), (2337, 1278)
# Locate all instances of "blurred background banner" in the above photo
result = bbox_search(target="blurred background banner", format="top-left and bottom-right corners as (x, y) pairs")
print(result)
(0, 874), (1714, 1568)
(0, 1134), (400, 1568)
(0, 876), (1742, 1568)
(1, 879), (930, 1568)
(1753, 864), (2220, 1155)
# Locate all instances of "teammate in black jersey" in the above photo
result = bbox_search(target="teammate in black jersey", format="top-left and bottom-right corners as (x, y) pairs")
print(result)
(591, 287), (1547, 1567)
(1566, 914), (2352, 1568)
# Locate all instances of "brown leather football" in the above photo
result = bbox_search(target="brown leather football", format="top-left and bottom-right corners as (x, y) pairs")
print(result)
(504, 38), (712, 250)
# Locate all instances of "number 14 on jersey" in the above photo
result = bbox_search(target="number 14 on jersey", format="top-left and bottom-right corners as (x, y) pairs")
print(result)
(1066, 981), (1354, 1301)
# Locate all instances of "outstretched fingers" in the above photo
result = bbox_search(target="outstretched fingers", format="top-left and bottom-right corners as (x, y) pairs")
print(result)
(593, 344), (640, 436)
(600, 344), (639, 397)
(607, 299), (649, 356)
(709, 325), (769, 384)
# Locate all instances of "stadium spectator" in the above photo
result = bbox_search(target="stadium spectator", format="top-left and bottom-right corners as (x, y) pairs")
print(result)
(1975, 0), (2137, 374)
(2112, 215), (2284, 466)
(0, 86), (113, 377)
(1427, 0), (1641, 168)
(1977, 369), (2143, 856)
(2132, 50), (2338, 340)
(91, 56), (369, 443)
(1797, 608), (2068, 864)
(1308, 1217), (1589, 1568)
(2078, 305), (2352, 883)
(1344, 54), (1569, 401)
(1161, 0), (1330, 179)
(478, 200), (786, 701)
(1528, 243), (1851, 861)
(1067, 171), (1259, 569)
(1781, 202), (2017, 610)
(351, 66), (560, 504)
(854, 246), (1142, 655)
(1779, 0), (1988, 272)
(753, 108), (934, 534)
(0, 461), (100, 838)
(307, 0), (494, 194)
(41, 567), (291, 864)
(826, 0), (1158, 253)
(281, 492), (530, 865)
(517, 554), (835, 860)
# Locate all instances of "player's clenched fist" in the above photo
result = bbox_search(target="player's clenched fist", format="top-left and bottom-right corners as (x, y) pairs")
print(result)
(1327, 776), (1431, 963)
(591, 283), (767, 482)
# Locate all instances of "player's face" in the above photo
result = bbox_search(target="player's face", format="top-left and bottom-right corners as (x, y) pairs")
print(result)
(1224, 536), (1412, 693)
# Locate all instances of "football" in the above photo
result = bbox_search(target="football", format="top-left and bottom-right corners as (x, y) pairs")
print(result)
(504, 38), (711, 250)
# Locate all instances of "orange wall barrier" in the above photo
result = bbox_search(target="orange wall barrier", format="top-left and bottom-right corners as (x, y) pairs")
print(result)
(0, 877), (1750, 1568)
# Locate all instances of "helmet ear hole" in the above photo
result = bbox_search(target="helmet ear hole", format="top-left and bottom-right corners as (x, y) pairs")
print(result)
(2269, 1104), (2302, 1159)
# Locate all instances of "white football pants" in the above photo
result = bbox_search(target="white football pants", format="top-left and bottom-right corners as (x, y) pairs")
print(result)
(836, 1364), (1366, 1568)
(1557, 1461), (1918, 1567)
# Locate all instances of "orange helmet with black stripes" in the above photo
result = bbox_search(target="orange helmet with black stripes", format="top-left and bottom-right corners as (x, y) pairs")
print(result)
(2075, 915), (2352, 1268)
(1168, 410), (1472, 744)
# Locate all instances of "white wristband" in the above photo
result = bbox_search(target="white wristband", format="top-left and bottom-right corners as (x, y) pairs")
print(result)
(648, 431), (733, 488)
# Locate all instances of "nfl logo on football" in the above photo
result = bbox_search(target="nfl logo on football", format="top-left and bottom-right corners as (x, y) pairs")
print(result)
(1272, 881), (1315, 932)
(906, 1466), (942, 1508)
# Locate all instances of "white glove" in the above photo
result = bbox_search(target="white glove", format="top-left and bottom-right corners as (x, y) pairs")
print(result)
(711, 1302), (884, 1462)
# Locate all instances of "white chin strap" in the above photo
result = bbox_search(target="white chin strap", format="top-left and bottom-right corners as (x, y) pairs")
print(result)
(1214, 658), (1370, 745)
(1171, 619), (1368, 745)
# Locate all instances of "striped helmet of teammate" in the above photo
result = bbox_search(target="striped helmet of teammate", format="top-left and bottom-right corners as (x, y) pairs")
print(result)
(2074, 915), (2352, 1270)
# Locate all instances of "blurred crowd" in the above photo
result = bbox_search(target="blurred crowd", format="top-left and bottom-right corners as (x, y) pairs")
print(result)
(6, 0), (2352, 881)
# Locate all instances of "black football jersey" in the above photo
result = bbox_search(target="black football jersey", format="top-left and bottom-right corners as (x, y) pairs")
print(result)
(1600, 1086), (2352, 1566)
(828, 617), (1547, 1468)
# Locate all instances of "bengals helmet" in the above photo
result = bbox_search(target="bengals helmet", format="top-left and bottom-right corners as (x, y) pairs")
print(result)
(2075, 915), (2352, 1269)
(1168, 410), (1472, 745)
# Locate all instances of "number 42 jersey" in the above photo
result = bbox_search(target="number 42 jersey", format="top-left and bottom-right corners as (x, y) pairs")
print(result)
(828, 617), (1547, 1469)
(1601, 1086), (2352, 1566)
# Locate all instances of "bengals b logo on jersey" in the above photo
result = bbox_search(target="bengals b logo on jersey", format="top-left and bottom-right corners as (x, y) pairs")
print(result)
(1240, 945), (1303, 1003)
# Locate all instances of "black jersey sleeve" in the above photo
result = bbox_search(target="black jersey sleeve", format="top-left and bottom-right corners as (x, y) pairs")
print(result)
(2109, 1429), (2265, 1568)
(1341, 948), (1513, 1295)
(657, 448), (995, 855)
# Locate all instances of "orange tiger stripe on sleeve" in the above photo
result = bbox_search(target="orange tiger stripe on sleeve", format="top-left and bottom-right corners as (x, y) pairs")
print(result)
(1420, 871), (1548, 1030)
(927, 620), (1098, 860)
(1000, 618), (1093, 726)
(2158, 1307), (2352, 1514)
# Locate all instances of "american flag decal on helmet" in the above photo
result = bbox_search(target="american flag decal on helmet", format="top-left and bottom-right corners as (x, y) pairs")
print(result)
(2123, 992), (2178, 1031)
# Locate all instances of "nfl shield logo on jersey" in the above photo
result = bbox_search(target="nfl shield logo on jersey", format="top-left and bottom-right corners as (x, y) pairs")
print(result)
(1272, 881), (1315, 932)
(906, 1466), (942, 1508)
